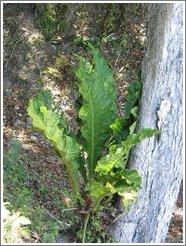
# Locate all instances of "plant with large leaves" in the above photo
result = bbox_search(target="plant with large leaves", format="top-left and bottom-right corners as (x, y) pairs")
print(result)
(27, 91), (81, 195)
(76, 44), (117, 178)
(27, 44), (158, 242)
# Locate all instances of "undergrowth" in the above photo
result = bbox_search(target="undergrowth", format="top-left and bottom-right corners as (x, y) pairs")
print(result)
(3, 140), (61, 243)
(35, 4), (69, 41)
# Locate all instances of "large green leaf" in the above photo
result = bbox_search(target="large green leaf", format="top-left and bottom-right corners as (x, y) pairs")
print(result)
(76, 45), (117, 178)
(27, 91), (81, 195)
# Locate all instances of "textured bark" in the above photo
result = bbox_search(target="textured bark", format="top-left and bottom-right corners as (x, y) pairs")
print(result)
(113, 3), (183, 243)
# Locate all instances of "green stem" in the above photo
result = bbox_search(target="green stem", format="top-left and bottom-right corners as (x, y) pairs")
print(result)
(82, 212), (91, 243)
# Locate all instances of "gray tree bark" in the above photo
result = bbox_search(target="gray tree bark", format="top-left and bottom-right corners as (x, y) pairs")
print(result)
(113, 3), (183, 243)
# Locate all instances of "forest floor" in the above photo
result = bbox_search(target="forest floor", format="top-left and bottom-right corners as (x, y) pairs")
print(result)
(3, 3), (183, 243)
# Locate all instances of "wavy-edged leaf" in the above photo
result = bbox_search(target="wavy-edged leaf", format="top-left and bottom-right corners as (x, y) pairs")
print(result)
(122, 128), (159, 160)
(105, 169), (142, 209)
(91, 128), (158, 209)
(109, 169), (142, 209)
(121, 169), (142, 188)
(76, 45), (117, 178)
(89, 169), (142, 210)
(95, 128), (159, 175)
(95, 144), (124, 176)
(27, 91), (81, 195)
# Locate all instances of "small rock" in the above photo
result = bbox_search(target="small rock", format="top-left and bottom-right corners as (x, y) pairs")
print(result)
(14, 105), (20, 110)
(41, 140), (49, 147)
(56, 235), (71, 243)
(15, 119), (22, 126)
(30, 135), (38, 141)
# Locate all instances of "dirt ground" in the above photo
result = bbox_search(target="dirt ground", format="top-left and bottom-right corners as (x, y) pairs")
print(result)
(3, 3), (183, 243)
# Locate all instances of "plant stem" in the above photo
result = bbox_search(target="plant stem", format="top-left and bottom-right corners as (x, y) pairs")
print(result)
(82, 212), (91, 243)
(45, 209), (65, 229)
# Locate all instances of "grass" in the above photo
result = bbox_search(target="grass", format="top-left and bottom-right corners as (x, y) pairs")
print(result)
(77, 210), (114, 243)
(3, 139), (63, 243)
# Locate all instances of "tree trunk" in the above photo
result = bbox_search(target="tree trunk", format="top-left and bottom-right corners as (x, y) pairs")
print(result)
(113, 3), (183, 243)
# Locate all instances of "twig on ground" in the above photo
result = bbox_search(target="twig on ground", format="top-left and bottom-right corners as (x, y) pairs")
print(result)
(114, 211), (126, 222)
(45, 209), (65, 228)
(113, 52), (121, 72)
(61, 207), (78, 213)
